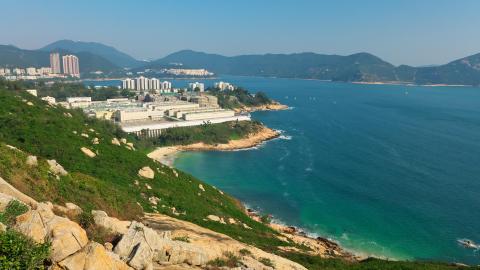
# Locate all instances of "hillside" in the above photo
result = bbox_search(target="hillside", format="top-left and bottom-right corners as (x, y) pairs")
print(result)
(41, 39), (145, 68)
(0, 45), (119, 73)
(149, 50), (480, 86)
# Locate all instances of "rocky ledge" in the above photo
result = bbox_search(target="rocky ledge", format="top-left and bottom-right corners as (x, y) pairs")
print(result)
(234, 102), (289, 113)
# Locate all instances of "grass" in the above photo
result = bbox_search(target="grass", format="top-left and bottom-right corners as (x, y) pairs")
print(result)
(0, 88), (290, 251)
(276, 251), (479, 270)
(0, 230), (50, 270)
(207, 252), (241, 268)
(0, 200), (28, 226)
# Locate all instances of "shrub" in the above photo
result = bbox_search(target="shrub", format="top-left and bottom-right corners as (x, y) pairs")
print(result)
(0, 230), (50, 270)
(239, 248), (252, 256)
(259, 257), (275, 268)
(172, 236), (190, 243)
(0, 200), (28, 226)
(207, 252), (241, 268)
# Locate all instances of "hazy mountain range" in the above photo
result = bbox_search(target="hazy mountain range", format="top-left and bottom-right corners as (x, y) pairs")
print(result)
(1, 40), (480, 86)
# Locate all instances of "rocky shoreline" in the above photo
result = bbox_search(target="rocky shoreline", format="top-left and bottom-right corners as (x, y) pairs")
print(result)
(234, 102), (290, 113)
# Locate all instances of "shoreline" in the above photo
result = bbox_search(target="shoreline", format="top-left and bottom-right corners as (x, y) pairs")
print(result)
(147, 125), (281, 166)
(147, 125), (368, 261)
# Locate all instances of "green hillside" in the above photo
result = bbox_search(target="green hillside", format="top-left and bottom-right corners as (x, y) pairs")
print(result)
(0, 85), (477, 269)
(150, 50), (480, 86)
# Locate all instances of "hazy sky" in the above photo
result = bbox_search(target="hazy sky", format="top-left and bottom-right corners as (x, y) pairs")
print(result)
(2, 0), (479, 66)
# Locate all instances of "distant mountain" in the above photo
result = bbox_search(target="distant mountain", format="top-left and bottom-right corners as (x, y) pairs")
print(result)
(148, 50), (480, 86)
(0, 45), (119, 73)
(40, 40), (143, 68)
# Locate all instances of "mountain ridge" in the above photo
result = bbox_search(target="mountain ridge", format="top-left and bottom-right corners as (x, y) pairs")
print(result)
(40, 39), (144, 68)
(149, 49), (480, 86)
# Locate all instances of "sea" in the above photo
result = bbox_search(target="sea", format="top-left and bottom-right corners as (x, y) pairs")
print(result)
(86, 76), (480, 264)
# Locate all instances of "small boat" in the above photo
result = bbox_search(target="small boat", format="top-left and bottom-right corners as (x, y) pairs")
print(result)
(457, 239), (479, 249)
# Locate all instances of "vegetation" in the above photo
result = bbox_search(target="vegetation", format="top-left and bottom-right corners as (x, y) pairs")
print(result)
(0, 230), (50, 270)
(0, 88), (288, 252)
(0, 202), (50, 270)
(207, 87), (272, 109)
(276, 252), (478, 270)
(0, 79), (131, 102)
(172, 236), (190, 243)
(0, 200), (28, 226)
(0, 86), (478, 269)
(259, 257), (275, 268)
(155, 49), (480, 86)
(137, 120), (263, 148)
(207, 252), (241, 268)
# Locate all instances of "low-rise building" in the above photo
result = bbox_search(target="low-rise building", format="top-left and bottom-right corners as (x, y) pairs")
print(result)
(188, 82), (205, 92)
(214, 81), (235, 91)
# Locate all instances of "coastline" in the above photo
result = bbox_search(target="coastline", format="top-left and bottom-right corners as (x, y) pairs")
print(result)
(147, 125), (280, 166)
(147, 124), (365, 261)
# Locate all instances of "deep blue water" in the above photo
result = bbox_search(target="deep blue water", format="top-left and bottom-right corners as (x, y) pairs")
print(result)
(170, 76), (480, 264)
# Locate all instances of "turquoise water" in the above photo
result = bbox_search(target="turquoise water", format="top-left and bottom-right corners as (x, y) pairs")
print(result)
(173, 76), (480, 264)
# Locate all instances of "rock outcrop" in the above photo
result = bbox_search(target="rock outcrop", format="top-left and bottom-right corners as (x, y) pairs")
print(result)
(59, 242), (132, 270)
(14, 203), (89, 261)
(138, 166), (155, 179)
(81, 147), (96, 158)
(114, 221), (208, 269)
(92, 210), (131, 235)
(26, 155), (38, 166)
(0, 177), (37, 207)
(47, 159), (68, 176)
(112, 138), (121, 146)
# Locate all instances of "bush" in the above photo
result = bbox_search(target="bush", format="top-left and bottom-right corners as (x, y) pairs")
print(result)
(0, 230), (50, 270)
(259, 257), (275, 268)
(207, 252), (241, 268)
(0, 200), (28, 226)
(172, 236), (190, 243)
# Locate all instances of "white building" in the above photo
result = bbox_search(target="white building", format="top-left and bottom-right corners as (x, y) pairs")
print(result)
(161, 81), (172, 91)
(26, 67), (37, 76)
(62, 55), (80, 78)
(188, 82), (205, 92)
(135, 76), (148, 91)
(66, 97), (91, 108)
(13, 68), (25, 75)
(122, 78), (136, 90)
(214, 81), (235, 91)
(50, 53), (61, 74)
(37, 67), (52, 75)
(149, 78), (160, 90)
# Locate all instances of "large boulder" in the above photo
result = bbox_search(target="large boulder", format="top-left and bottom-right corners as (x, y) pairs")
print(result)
(81, 147), (96, 158)
(0, 177), (37, 207)
(14, 203), (89, 262)
(47, 160), (68, 176)
(92, 210), (131, 235)
(114, 221), (208, 269)
(59, 242), (132, 270)
(26, 155), (38, 166)
(138, 166), (155, 179)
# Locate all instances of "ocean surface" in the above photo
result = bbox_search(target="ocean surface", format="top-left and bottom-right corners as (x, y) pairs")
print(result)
(170, 76), (480, 264)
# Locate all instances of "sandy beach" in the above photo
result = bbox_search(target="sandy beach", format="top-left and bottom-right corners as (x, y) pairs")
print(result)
(148, 126), (280, 166)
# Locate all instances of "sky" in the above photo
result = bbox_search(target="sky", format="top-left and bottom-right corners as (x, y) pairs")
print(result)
(1, 0), (479, 66)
